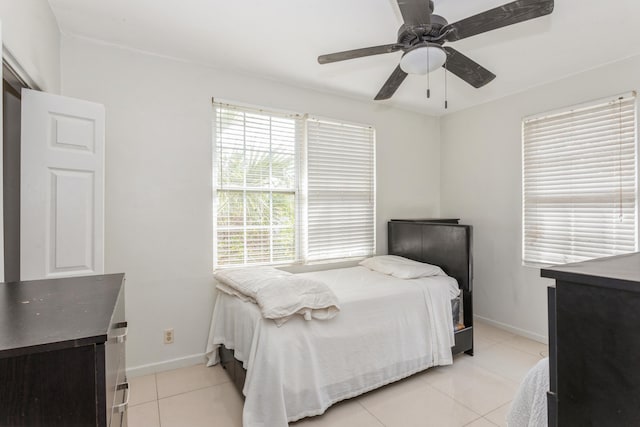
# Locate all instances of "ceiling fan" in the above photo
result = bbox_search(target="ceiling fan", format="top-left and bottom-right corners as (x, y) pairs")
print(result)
(318, 0), (554, 101)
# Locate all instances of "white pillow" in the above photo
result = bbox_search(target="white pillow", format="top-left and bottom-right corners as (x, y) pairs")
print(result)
(359, 255), (445, 279)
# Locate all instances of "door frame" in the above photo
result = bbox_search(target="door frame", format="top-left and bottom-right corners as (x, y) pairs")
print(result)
(1, 28), (40, 282)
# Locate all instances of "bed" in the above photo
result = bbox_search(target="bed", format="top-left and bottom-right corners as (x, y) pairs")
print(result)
(508, 357), (549, 427)
(205, 220), (473, 426)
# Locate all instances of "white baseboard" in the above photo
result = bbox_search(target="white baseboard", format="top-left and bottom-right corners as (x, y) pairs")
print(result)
(474, 314), (548, 344)
(127, 353), (207, 378)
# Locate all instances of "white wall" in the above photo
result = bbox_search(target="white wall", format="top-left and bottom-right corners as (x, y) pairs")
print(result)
(60, 35), (441, 374)
(0, 0), (60, 92)
(440, 54), (640, 341)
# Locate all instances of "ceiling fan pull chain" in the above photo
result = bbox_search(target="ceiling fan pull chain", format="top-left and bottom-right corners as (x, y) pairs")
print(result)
(426, 46), (431, 98)
(444, 63), (448, 109)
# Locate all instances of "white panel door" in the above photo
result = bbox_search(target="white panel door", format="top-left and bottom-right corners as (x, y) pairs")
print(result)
(21, 89), (105, 281)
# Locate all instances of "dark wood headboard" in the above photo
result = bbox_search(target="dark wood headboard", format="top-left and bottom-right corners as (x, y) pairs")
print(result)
(388, 220), (473, 328)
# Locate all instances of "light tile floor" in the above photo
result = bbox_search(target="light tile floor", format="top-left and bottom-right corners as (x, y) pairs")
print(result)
(128, 321), (547, 427)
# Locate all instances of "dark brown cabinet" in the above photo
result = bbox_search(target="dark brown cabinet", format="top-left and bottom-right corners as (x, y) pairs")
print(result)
(543, 253), (640, 427)
(0, 274), (128, 426)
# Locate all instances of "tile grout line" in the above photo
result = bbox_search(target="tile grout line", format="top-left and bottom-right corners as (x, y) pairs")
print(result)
(500, 339), (549, 358)
(479, 336), (514, 347)
(434, 384), (513, 419)
(445, 357), (522, 389)
(463, 415), (486, 426)
(157, 399), (162, 427)
(154, 365), (230, 401)
(155, 374), (162, 427)
(483, 401), (512, 427)
(356, 400), (387, 427)
(463, 417), (477, 426)
(420, 360), (514, 422)
(129, 399), (157, 408)
(467, 344), (540, 385)
(482, 416), (501, 426)
(156, 380), (231, 402)
(422, 381), (487, 421)
(463, 415), (501, 427)
(423, 361), (513, 406)
(483, 331), (548, 355)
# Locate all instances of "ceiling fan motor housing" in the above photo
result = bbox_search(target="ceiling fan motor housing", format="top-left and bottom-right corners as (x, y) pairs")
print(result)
(397, 14), (448, 45)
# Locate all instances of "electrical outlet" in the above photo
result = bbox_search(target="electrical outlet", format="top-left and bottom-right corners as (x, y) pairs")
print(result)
(164, 328), (174, 344)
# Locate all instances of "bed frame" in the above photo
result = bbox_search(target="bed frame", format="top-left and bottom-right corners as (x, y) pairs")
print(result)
(388, 219), (474, 355)
(219, 219), (474, 395)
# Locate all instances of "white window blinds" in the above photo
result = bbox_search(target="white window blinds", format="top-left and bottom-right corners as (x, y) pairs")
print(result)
(213, 102), (376, 268)
(305, 118), (376, 261)
(214, 103), (303, 267)
(522, 93), (638, 266)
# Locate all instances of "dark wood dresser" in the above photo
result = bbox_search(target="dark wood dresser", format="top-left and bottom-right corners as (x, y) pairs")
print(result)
(542, 253), (640, 427)
(0, 274), (128, 427)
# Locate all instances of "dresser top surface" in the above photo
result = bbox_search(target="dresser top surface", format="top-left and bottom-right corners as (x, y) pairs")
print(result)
(0, 274), (124, 357)
(541, 252), (640, 291)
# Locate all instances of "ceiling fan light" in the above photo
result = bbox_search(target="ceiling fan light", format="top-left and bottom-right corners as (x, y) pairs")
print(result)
(400, 45), (446, 75)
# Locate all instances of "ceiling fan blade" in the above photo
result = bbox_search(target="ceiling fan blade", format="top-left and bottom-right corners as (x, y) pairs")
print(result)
(397, 0), (432, 26)
(443, 47), (496, 88)
(444, 0), (554, 42)
(374, 65), (408, 100)
(318, 44), (403, 64)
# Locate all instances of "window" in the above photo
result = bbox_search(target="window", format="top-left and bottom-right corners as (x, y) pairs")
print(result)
(213, 102), (375, 268)
(522, 92), (638, 266)
(214, 104), (303, 266)
(306, 118), (376, 261)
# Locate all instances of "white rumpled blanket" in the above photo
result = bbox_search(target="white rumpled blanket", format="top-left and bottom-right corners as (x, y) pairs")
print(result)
(214, 266), (340, 326)
(508, 357), (549, 427)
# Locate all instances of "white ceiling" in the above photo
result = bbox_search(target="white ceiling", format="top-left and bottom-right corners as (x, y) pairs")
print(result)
(48, 0), (640, 116)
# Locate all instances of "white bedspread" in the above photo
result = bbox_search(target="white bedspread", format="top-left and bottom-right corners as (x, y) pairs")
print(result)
(508, 357), (549, 427)
(206, 266), (459, 427)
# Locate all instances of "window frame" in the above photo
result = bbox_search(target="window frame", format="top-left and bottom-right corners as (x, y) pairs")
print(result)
(212, 101), (304, 268)
(212, 100), (376, 269)
(304, 115), (377, 262)
(522, 92), (639, 267)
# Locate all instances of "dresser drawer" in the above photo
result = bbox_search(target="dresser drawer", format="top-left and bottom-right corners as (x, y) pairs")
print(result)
(0, 345), (98, 426)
